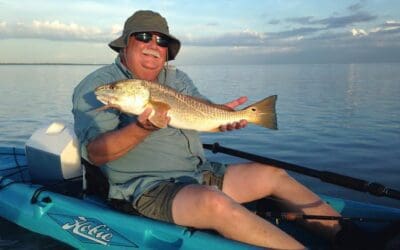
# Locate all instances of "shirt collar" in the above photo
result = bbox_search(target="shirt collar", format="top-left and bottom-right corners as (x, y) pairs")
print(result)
(115, 56), (134, 79)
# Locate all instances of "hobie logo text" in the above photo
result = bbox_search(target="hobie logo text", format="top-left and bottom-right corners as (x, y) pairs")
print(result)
(62, 216), (112, 245)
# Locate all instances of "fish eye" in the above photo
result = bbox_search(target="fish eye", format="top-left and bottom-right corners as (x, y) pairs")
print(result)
(251, 108), (256, 111)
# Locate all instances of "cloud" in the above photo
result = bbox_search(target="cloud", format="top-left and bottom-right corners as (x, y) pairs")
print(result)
(362, 20), (400, 35)
(255, 11), (380, 47)
(382, 20), (400, 32)
(352, 28), (368, 36)
(182, 26), (324, 48)
(285, 16), (314, 25)
(318, 12), (376, 28)
(348, 1), (366, 12)
(268, 27), (324, 39)
(0, 19), (114, 42)
(284, 12), (376, 29)
(268, 19), (280, 25)
(182, 30), (267, 47)
(384, 20), (400, 26)
(110, 24), (122, 36)
(229, 45), (297, 55)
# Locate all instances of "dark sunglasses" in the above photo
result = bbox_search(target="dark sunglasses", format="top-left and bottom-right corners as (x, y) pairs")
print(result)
(133, 32), (169, 47)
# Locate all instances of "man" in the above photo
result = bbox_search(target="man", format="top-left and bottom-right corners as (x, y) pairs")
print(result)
(73, 10), (358, 249)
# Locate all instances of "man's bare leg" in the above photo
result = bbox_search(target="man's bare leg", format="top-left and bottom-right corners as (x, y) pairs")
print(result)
(172, 184), (305, 249)
(222, 162), (341, 240)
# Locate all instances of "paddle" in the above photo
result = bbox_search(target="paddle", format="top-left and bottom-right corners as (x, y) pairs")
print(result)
(203, 143), (400, 201)
(263, 212), (396, 223)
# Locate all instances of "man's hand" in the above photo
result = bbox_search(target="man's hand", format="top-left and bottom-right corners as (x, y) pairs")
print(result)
(137, 108), (170, 131)
(219, 96), (248, 132)
(224, 96), (248, 110)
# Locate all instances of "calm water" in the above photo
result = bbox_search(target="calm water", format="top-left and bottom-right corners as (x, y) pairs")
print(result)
(0, 63), (399, 248)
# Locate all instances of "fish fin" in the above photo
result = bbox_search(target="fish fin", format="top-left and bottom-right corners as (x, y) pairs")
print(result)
(206, 127), (221, 133)
(93, 104), (120, 112)
(243, 95), (278, 130)
(148, 101), (171, 128)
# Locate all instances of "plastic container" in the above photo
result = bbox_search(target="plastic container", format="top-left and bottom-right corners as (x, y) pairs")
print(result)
(25, 122), (82, 184)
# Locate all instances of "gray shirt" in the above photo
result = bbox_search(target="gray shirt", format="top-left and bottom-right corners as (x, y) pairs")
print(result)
(72, 57), (214, 202)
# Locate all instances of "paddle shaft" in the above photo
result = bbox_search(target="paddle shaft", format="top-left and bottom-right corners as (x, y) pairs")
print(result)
(264, 212), (394, 223)
(203, 143), (400, 201)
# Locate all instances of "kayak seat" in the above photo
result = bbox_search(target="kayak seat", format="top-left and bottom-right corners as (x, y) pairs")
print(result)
(82, 158), (140, 216)
(82, 158), (109, 200)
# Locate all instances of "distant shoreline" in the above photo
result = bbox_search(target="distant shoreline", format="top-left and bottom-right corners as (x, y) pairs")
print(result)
(1, 62), (399, 66)
(0, 63), (107, 66)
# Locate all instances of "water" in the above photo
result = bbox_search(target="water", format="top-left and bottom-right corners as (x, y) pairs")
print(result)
(1, 63), (399, 248)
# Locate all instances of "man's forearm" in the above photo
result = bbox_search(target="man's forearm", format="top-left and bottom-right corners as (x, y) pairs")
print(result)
(87, 122), (152, 166)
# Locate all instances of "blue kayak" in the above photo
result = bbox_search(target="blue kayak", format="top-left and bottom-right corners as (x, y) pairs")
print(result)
(1, 145), (400, 249)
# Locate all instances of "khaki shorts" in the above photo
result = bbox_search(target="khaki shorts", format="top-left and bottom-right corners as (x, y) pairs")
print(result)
(134, 162), (226, 223)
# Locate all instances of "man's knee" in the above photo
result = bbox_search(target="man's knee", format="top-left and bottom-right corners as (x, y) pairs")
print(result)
(253, 163), (288, 177)
(270, 166), (289, 178)
(197, 187), (236, 217)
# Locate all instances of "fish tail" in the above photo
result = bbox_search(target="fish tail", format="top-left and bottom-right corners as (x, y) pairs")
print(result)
(242, 95), (278, 129)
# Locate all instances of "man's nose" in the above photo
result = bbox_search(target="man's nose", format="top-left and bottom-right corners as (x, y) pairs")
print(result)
(148, 36), (159, 48)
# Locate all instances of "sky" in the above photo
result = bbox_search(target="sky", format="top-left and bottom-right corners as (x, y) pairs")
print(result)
(0, 0), (399, 65)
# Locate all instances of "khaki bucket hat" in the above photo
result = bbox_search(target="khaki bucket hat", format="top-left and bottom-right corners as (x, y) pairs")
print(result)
(109, 10), (181, 61)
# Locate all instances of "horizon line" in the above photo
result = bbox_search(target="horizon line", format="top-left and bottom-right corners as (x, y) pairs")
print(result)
(0, 62), (107, 66)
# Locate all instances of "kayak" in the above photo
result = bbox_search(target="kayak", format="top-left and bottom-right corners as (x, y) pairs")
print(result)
(1, 123), (400, 249)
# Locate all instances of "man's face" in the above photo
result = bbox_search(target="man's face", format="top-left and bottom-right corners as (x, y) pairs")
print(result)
(123, 33), (168, 81)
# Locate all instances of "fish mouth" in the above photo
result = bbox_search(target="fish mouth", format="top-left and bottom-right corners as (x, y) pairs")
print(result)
(95, 84), (113, 91)
(95, 94), (113, 105)
(95, 86), (116, 104)
(143, 49), (160, 58)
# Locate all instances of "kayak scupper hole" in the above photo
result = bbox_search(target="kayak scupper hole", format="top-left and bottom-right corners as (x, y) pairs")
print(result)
(41, 197), (52, 203)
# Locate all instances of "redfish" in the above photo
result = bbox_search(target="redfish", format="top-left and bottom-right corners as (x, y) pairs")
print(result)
(95, 79), (277, 132)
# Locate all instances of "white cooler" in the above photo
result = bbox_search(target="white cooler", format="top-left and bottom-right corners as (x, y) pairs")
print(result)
(25, 122), (82, 184)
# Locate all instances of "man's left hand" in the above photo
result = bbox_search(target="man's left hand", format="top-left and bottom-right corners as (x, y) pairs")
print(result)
(224, 96), (248, 110)
(219, 96), (248, 132)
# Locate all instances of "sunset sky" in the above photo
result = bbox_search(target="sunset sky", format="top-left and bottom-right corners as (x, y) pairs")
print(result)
(1, 0), (399, 64)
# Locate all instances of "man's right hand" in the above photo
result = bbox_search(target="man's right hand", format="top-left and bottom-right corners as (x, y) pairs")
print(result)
(136, 107), (170, 131)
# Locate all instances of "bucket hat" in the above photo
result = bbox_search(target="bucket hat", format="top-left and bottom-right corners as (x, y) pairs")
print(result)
(109, 10), (181, 61)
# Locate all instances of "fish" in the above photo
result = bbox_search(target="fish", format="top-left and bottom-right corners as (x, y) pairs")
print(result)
(94, 79), (277, 132)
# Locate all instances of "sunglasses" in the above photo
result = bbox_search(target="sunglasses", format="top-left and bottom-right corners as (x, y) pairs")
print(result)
(133, 32), (169, 48)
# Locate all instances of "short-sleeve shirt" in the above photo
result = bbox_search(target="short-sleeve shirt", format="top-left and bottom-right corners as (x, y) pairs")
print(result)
(72, 57), (215, 203)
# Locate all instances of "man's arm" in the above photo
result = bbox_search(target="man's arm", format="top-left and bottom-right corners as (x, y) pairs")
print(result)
(87, 108), (170, 166)
(87, 122), (150, 166)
